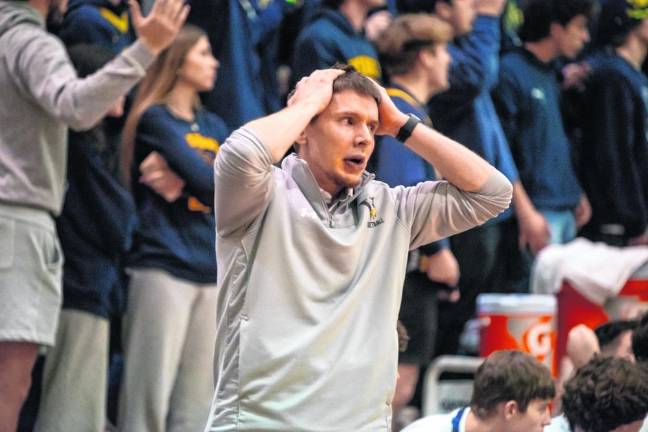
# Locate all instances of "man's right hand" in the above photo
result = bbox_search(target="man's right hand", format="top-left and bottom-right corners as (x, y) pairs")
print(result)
(476, 0), (507, 16)
(518, 209), (550, 255)
(129, 0), (190, 55)
(288, 69), (345, 114)
(425, 249), (460, 288)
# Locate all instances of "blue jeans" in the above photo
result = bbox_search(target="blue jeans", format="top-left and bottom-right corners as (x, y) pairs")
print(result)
(499, 210), (576, 294)
(543, 209), (577, 245)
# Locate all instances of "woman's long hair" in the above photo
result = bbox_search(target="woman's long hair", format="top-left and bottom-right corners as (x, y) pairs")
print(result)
(120, 24), (207, 186)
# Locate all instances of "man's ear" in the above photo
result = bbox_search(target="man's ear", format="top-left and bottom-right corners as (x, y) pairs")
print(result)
(503, 400), (519, 420)
(549, 22), (563, 40)
(295, 131), (308, 147)
(418, 49), (435, 68)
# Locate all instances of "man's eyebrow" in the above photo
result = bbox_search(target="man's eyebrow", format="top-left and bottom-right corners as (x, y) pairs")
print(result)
(333, 110), (379, 123)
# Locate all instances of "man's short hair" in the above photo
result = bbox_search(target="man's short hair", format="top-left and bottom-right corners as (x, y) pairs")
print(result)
(594, 319), (637, 350)
(562, 356), (648, 432)
(396, 0), (449, 14)
(470, 350), (555, 419)
(375, 13), (453, 77)
(518, 0), (597, 43)
(330, 64), (382, 105)
(632, 312), (648, 362)
(289, 64), (381, 153)
(288, 64), (381, 109)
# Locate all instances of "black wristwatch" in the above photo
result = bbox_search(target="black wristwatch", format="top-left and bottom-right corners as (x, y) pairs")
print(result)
(396, 113), (422, 142)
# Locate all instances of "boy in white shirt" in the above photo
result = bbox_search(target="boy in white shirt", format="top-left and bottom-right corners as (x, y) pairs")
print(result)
(404, 350), (554, 432)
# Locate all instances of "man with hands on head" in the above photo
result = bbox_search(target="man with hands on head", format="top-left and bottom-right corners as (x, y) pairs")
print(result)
(0, 0), (187, 430)
(205, 65), (512, 431)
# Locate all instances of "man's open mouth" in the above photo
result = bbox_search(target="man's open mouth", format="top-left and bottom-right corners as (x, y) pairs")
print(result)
(344, 156), (365, 169)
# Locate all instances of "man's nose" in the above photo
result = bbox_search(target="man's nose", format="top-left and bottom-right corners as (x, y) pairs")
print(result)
(355, 124), (373, 145)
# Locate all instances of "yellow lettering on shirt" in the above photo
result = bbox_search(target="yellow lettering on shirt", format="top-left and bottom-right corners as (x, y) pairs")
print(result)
(184, 132), (220, 213)
(348, 55), (381, 80)
(99, 8), (129, 34)
(628, 0), (648, 18)
(188, 196), (211, 213)
(185, 133), (221, 153)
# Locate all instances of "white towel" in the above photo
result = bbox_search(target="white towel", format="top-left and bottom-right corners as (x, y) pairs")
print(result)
(531, 238), (648, 305)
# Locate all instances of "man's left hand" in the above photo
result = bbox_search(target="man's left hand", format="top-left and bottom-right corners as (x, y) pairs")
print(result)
(573, 194), (592, 229)
(371, 81), (409, 138)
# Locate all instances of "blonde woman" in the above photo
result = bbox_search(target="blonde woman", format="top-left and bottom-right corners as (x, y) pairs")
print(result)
(118, 25), (226, 432)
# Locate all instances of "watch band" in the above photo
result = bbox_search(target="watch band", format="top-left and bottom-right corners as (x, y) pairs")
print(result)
(396, 113), (422, 142)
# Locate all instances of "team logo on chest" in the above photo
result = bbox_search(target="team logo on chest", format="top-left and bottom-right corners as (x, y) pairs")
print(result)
(364, 198), (384, 228)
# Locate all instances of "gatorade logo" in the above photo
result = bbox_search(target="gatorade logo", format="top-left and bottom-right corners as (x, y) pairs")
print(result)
(523, 321), (554, 360)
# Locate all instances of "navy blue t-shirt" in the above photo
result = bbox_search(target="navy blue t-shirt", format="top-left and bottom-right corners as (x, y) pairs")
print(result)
(493, 47), (582, 211)
(128, 104), (229, 284)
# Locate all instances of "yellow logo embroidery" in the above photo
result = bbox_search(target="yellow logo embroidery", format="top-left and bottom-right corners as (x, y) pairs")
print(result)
(365, 198), (384, 228)
(348, 55), (382, 80)
(99, 7), (129, 34)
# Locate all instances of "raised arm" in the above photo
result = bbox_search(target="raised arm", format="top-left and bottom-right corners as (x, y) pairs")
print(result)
(214, 69), (345, 237)
(374, 82), (512, 246)
(6, 0), (188, 131)
(245, 69), (345, 162)
(375, 83), (503, 192)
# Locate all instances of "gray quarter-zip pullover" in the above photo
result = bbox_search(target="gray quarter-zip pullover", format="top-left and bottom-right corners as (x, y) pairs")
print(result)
(205, 127), (512, 431)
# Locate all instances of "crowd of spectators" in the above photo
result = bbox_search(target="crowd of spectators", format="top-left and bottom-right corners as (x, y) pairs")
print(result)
(1, 0), (648, 430)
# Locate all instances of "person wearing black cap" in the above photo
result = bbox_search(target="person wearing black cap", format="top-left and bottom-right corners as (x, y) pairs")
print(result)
(575, 0), (648, 247)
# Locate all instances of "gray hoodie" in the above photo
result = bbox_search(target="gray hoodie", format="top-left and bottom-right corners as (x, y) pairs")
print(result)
(0, 1), (154, 215)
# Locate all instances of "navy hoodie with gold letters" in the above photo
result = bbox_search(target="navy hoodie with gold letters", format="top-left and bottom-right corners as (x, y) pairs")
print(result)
(292, 8), (381, 82)
(127, 104), (228, 284)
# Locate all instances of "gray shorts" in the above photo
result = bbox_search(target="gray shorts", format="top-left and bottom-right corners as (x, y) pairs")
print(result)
(0, 203), (63, 346)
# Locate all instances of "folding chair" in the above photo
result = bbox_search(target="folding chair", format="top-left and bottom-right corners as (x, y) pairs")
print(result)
(421, 355), (483, 416)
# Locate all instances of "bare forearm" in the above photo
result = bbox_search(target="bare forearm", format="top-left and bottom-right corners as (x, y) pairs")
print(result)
(245, 102), (321, 163)
(404, 124), (497, 192)
(512, 180), (536, 218)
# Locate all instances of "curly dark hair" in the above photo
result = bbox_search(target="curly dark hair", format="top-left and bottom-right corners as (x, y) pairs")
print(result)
(562, 356), (648, 432)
